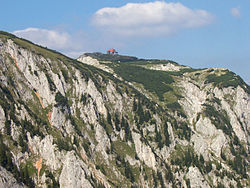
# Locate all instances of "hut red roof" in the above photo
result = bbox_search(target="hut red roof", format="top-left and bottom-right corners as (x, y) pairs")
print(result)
(107, 48), (116, 53)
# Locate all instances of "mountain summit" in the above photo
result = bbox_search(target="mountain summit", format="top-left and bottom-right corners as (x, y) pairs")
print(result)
(0, 31), (249, 187)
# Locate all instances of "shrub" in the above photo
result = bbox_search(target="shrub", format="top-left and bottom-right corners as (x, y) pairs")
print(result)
(34, 70), (38, 77)
(56, 137), (72, 151)
(61, 69), (69, 82)
(167, 102), (181, 111)
(46, 171), (59, 188)
(80, 93), (87, 104)
(205, 161), (213, 173)
(55, 92), (68, 107)
(45, 73), (56, 92)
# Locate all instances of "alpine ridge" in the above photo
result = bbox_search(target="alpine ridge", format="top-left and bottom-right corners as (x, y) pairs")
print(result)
(0, 31), (249, 188)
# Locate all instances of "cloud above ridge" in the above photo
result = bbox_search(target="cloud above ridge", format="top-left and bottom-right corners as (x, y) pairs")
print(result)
(13, 28), (71, 50)
(231, 7), (241, 18)
(13, 28), (89, 57)
(92, 1), (213, 37)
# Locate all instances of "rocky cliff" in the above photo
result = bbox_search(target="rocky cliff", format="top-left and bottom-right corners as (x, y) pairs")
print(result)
(0, 31), (249, 188)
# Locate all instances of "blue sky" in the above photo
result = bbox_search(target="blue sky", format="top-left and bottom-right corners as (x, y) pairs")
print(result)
(1, 0), (249, 83)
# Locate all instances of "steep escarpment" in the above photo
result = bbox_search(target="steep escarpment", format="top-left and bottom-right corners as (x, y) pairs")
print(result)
(0, 31), (249, 188)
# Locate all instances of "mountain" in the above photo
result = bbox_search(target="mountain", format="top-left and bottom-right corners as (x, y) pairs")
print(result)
(0, 31), (249, 188)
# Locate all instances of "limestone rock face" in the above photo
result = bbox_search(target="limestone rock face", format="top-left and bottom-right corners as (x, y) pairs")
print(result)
(59, 152), (92, 188)
(186, 166), (210, 188)
(180, 76), (249, 156)
(95, 124), (111, 160)
(0, 34), (249, 188)
(180, 80), (207, 123)
(133, 132), (156, 170)
(213, 86), (249, 142)
(51, 107), (67, 130)
(2, 40), (56, 107)
(0, 167), (25, 188)
(147, 63), (185, 71)
(192, 117), (227, 158)
(86, 79), (107, 116)
(28, 135), (62, 171)
(0, 106), (5, 133)
(77, 55), (114, 73)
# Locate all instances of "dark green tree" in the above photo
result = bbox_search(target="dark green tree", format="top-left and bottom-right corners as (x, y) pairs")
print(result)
(55, 92), (67, 107)
(133, 99), (137, 112)
(124, 120), (132, 142)
(107, 111), (112, 125)
(157, 170), (164, 188)
(114, 113), (120, 131)
(5, 120), (11, 135)
(124, 162), (134, 182)
(155, 126), (163, 149)
(205, 161), (212, 173)
(200, 154), (204, 164)
(121, 116), (125, 128)
(164, 122), (171, 146)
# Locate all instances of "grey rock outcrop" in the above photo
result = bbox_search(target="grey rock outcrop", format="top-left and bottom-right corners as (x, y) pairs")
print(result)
(59, 152), (92, 188)
(0, 167), (25, 188)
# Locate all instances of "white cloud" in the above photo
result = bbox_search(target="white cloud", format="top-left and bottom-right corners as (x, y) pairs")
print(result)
(13, 28), (71, 50)
(92, 1), (213, 37)
(13, 28), (89, 58)
(231, 7), (240, 18)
